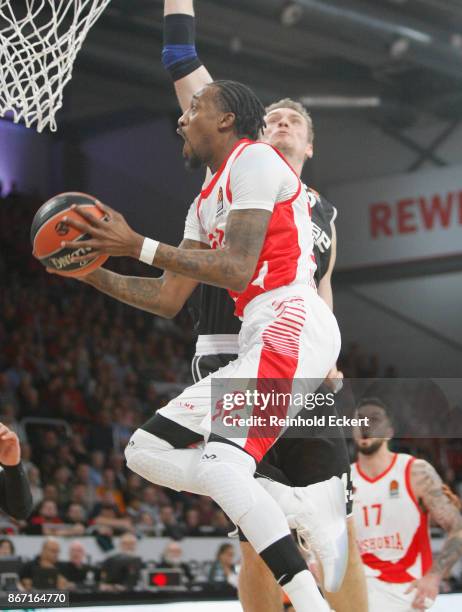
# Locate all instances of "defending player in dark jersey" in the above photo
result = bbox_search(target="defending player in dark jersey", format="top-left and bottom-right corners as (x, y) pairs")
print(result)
(162, 2), (367, 611)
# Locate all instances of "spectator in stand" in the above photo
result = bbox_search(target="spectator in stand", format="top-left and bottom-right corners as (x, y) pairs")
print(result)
(90, 499), (134, 536)
(66, 502), (87, 524)
(139, 486), (169, 523)
(42, 483), (60, 504)
(25, 499), (63, 535)
(99, 532), (143, 592)
(96, 468), (125, 514)
(158, 541), (193, 584)
(87, 410), (114, 454)
(158, 505), (184, 540)
(184, 508), (203, 537)
(208, 543), (238, 592)
(210, 510), (232, 537)
(124, 473), (143, 503)
(0, 404), (26, 442)
(106, 453), (127, 489)
(0, 538), (15, 556)
(196, 497), (216, 525)
(20, 538), (68, 591)
(75, 464), (97, 509)
(19, 443), (36, 473)
(52, 466), (73, 508)
(70, 433), (89, 465)
(38, 430), (60, 473)
(89, 451), (105, 486)
(69, 484), (93, 514)
(136, 512), (157, 536)
(56, 443), (79, 471)
(59, 540), (95, 590)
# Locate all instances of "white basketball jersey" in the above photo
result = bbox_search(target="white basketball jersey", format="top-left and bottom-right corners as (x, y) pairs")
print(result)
(351, 453), (432, 583)
(183, 139), (316, 318)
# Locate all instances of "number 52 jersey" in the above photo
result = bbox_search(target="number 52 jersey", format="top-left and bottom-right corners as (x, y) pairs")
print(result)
(183, 139), (317, 318)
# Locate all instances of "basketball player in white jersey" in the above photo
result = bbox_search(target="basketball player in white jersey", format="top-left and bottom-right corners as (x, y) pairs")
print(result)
(352, 397), (462, 611)
(52, 76), (346, 611)
(161, 2), (367, 611)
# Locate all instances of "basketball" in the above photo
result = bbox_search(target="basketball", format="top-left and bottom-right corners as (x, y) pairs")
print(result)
(31, 192), (109, 277)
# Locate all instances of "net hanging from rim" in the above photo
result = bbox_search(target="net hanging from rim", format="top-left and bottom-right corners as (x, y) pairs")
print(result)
(0, 0), (112, 133)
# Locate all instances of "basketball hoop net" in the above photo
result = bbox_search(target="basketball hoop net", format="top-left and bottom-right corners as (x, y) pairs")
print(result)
(0, 0), (112, 133)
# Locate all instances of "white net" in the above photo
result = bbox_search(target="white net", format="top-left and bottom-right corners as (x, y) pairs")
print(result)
(0, 0), (112, 133)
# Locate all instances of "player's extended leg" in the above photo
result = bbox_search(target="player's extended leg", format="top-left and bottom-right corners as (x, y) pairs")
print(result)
(196, 439), (330, 612)
(127, 431), (330, 611)
(323, 518), (368, 612)
(239, 542), (283, 612)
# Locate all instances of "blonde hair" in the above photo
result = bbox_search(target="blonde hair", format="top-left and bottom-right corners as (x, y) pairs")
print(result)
(265, 98), (314, 144)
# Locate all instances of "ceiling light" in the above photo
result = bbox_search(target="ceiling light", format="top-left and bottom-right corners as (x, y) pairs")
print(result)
(281, 1), (303, 27)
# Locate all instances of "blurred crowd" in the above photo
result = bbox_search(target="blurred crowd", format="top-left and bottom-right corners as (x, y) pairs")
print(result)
(0, 534), (238, 594)
(0, 190), (232, 540)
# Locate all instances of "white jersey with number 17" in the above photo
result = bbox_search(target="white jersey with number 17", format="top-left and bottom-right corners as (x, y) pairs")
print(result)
(352, 453), (432, 583)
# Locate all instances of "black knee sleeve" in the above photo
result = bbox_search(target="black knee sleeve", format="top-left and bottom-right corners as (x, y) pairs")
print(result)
(259, 534), (307, 586)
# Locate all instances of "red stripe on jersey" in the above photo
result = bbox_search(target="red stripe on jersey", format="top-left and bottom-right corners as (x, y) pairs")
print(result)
(405, 457), (420, 511)
(229, 181), (302, 317)
(201, 139), (253, 199)
(362, 513), (431, 583)
(356, 454), (398, 484)
(405, 457), (432, 576)
(242, 299), (306, 462)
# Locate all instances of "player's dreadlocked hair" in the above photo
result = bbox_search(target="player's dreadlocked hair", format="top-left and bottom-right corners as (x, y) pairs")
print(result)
(212, 80), (266, 141)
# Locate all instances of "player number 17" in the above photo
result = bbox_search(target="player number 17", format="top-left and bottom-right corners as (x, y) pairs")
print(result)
(362, 503), (382, 526)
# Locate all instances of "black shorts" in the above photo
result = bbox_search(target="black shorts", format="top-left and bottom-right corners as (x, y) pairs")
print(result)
(192, 353), (353, 518)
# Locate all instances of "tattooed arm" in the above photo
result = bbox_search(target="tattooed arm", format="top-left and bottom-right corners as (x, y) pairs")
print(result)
(152, 208), (270, 291)
(405, 459), (462, 608)
(61, 146), (284, 291)
(62, 203), (271, 293)
(80, 239), (206, 319)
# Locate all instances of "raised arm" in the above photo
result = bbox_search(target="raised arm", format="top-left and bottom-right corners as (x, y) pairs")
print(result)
(407, 459), (462, 608)
(163, 0), (213, 113)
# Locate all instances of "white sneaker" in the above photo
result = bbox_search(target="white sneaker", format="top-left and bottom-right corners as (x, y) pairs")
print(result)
(290, 476), (348, 593)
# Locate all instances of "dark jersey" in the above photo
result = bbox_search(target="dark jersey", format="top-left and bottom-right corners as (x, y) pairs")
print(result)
(189, 187), (337, 337)
(0, 463), (33, 519)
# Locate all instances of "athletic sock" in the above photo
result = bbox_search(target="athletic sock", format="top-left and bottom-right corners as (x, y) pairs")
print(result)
(282, 570), (330, 612)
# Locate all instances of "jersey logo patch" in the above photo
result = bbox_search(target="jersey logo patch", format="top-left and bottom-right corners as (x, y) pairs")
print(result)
(216, 187), (224, 216)
(389, 479), (400, 498)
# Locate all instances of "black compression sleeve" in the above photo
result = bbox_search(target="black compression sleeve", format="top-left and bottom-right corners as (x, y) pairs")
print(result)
(0, 463), (33, 519)
(162, 14), (203, 82)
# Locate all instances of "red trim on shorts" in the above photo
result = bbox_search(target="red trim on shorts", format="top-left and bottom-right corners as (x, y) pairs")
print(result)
(356, 453), (398, 484)
(242, 298), (306, 462)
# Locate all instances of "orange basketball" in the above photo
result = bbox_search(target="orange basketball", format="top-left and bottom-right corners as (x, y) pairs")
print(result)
(31, 192), (109, 277)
